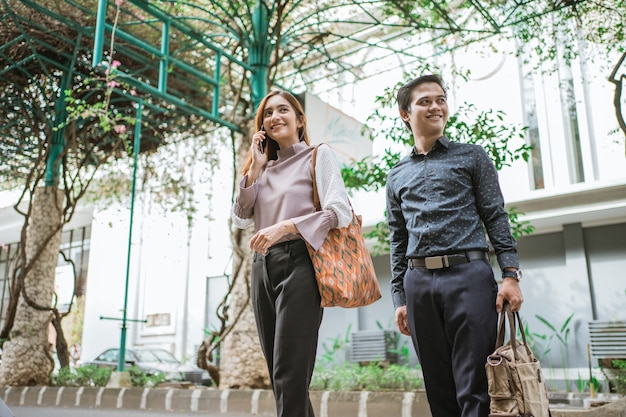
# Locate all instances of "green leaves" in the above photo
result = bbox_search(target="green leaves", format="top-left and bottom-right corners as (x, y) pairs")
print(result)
(535, 313), (575, 390)
(445, 103), (532, 170)
(507, 207), (535, 241)
(511, 0), (626, 73)
(340, 149), (401, 193)
(52, 365), (112, 387)
(60, 65), (138, 155)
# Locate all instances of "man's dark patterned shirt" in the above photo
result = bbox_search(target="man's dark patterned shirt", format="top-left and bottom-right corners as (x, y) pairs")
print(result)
(385, 135), (519, 309)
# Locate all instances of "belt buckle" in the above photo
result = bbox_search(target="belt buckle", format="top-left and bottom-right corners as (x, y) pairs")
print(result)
(425, 256), (446, 269)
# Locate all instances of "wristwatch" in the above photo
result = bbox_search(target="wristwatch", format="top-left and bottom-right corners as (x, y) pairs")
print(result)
(502, 269), (522, 282)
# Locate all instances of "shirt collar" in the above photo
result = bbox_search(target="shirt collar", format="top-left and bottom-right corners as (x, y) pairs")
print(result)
(270, 140), (307, 165)
(410, 135), (450, 157)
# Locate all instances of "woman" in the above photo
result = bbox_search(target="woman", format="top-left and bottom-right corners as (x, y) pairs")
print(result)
(232, 90), (351, 417)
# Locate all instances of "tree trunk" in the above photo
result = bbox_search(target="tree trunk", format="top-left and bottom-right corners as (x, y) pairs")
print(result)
(219, 228), (270, 389)
(0, 187), (64, 385)
(218, 127), (270, 389)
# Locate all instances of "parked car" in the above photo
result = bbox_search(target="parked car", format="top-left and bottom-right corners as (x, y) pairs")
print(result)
(81, 348), (212, 386)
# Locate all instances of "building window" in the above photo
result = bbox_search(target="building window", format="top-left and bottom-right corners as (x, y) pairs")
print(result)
(0, 225), (91, 329)
(520, 69), (545, 190)
(559, 73), (585, 183)
(0, 242), (16, 331)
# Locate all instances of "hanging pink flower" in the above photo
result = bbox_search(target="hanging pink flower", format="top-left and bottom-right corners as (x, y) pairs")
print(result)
(107, 80), (120, 88)
(111, 60), (121, 69)
(114, 125), (127, 134)
(115, 0), (124, 6)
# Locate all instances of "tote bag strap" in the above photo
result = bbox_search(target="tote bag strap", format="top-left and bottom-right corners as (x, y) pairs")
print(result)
(495, 304), (508, 348)
(311, 143), (354, 215)
(496, 302), (533, 360)
(311, 145), (321, 212)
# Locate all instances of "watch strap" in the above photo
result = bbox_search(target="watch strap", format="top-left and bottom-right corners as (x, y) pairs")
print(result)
(502, 270), (520, 281)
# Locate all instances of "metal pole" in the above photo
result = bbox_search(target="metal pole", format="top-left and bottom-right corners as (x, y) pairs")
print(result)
(92, 0), (108, 67)
(46, 71), (71, 186)
(249, 0), (270, 108)
(159, 20), (170, 93)
(117, 99), (143, 372)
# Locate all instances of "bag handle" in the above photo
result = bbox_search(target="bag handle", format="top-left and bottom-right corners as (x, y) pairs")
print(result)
(311, 144), (354, 215)
(495, 302), (533, 361)
(495, 304), (509, 348)
(311, 145), (321, 212)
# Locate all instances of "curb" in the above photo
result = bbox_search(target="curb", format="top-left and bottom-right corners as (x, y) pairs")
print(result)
(0, 387), (430, 416)
(0, 387), (623, 416)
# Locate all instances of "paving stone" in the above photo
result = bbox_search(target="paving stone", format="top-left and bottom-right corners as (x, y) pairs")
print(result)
(98, 387), (123, 409)
(117, 387), (145, 409)
(193, 389), (224, 412)
(76, 387), (101, 408)
(57, 387), (82, 407)
(34, 386), (60, 407)
(169, 386), (196, 411)
(143, 388), (170, 410)
(225, 388), (255, 413)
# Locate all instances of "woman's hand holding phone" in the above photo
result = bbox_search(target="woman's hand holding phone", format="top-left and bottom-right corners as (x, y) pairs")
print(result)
(250, 126), (267, 174)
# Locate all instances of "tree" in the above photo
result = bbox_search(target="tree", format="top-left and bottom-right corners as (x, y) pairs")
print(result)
(0, 0), (221, 385)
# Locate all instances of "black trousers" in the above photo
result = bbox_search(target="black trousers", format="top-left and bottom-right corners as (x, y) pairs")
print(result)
(404, 258), (498, 417)
(251, 239), (323, 417)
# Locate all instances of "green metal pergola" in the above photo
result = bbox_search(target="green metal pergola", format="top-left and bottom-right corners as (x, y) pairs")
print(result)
(0, 0), (592, 372)
(1, 0), (592, 185)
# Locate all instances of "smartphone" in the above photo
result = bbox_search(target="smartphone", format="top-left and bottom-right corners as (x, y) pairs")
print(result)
(259, 126), (266, 152)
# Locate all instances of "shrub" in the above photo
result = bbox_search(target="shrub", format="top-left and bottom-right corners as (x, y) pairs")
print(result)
(51, 365), (166, 387)
(127, 366), (167, 387)
(52, 365), (112, 387)
(611, 359), (626, 395)
(310, 362), (423, 392)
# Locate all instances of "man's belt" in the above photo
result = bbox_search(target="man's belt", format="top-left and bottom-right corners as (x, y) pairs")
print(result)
(408, 251), (488, 270)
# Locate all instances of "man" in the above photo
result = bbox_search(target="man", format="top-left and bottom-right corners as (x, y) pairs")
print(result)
(385, 74), (524, 417)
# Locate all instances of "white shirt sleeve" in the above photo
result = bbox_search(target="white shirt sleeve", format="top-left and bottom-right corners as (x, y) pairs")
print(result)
(315, 144), (352, 228)
(231, 175), (256, 229)
(231, 208), (254, 229)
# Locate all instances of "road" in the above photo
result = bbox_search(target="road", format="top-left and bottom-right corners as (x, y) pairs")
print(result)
(11, 406), (258, 417)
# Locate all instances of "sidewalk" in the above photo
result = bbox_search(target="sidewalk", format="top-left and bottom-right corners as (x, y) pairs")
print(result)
(0, 386), (624, 416)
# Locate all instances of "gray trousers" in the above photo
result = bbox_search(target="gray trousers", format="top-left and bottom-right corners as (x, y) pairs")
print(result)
(405, 258), (498, 417)
(251, 239), (323, 417)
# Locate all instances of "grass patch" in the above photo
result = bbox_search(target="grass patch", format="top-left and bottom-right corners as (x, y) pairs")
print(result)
(311, 362), (423, 392)
(51, 365), (167, 387)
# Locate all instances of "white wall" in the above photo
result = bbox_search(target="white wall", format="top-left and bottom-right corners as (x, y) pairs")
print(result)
(81, 144), (235, 364)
